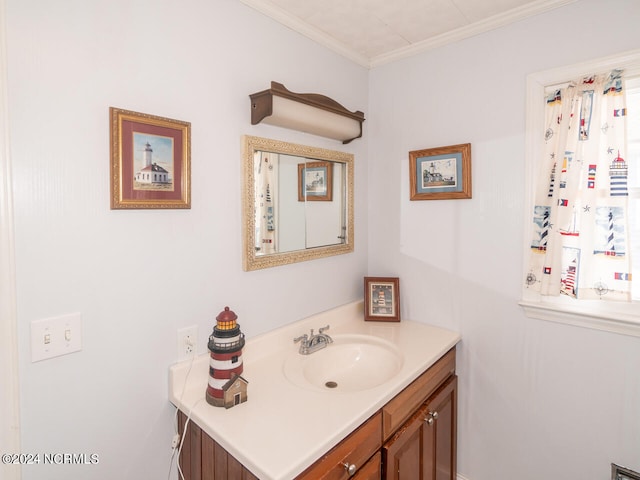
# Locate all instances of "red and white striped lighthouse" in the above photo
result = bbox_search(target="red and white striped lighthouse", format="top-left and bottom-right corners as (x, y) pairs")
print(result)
(205, 306), (246, 407)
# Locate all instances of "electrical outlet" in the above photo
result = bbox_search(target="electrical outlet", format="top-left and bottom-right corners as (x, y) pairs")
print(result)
(177, 326), (198, 362)
(171, 433), (181, 449)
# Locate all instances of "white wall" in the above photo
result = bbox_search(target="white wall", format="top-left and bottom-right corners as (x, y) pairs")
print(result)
(368, 0), (640, 479)
(5, 1), (368, 479)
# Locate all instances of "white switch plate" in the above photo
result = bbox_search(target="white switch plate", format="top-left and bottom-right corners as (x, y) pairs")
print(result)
(31, 313), (82, 362)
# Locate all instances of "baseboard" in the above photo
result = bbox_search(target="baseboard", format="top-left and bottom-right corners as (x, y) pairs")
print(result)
(458, 474), (471, 480)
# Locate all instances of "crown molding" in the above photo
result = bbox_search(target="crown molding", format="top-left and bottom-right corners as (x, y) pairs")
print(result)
(240, 0), (576, 69)
(371, 0), (577, 67)
(239, 0), (371, 68)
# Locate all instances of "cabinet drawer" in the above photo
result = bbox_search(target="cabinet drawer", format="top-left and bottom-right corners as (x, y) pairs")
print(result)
(296, 411), (382, 480)
(382, 348), (455, 440)
(354, 451), (381, 480)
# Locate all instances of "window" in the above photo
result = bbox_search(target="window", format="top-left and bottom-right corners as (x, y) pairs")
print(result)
(521, 50), (640, 337)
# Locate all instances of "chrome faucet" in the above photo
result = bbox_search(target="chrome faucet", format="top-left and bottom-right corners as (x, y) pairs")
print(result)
(293, 325), (333, 355)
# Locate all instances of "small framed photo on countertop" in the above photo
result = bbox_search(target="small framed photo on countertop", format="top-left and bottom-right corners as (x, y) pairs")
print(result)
(364, 277), (400, 322)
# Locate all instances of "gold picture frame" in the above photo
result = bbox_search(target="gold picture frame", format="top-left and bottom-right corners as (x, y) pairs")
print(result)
(409, 143), (471, 200)
(110, 107), (191, 209)
(364, 276), (400, 322)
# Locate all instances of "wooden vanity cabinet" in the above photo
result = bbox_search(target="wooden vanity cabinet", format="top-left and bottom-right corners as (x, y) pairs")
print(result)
(177, 347), (456, 480)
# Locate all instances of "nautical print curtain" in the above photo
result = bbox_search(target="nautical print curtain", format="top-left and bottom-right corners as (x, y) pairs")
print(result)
(254, 151), (277, 255)
(526, 70), (632, 301)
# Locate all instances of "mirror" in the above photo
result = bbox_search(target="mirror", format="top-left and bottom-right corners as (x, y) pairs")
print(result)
(242, 136), (354, 271)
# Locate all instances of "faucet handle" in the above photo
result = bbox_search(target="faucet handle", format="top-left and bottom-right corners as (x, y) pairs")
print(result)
(319, 325), (330, 334)
(293, 334), (308, 344)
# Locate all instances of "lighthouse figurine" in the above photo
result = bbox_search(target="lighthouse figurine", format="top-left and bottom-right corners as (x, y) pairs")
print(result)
(205, 306), (248, 408)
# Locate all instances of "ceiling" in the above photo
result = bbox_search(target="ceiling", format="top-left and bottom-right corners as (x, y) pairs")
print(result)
(240, 0), (574, 68)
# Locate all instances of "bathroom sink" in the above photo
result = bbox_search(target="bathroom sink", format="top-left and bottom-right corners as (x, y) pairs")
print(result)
(283, 334), (404, 392)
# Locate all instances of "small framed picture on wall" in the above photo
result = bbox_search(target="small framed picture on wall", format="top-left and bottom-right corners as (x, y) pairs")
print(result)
(409, 143), (471, 200)
(110, 107), (191, 209)
(364, 277), (400, 322)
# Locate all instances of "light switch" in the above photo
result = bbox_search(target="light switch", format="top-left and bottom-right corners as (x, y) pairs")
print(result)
(31, 313), (82, 362)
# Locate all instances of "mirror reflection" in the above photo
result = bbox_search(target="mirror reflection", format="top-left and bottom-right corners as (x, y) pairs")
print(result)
(242, 136), (354, 271)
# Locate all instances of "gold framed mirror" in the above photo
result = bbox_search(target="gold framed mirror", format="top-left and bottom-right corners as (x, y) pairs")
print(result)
(242, 135), (354, 271)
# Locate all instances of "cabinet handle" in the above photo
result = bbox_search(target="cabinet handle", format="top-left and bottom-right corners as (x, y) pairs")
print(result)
(424, 411), (439, 425)
(341, 461), (357, 476)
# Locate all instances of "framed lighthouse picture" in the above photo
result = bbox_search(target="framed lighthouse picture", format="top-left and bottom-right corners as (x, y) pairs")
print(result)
(409, 143), (471, 200)
(110, 107), (191, 209)
(364, 276), (400, 322)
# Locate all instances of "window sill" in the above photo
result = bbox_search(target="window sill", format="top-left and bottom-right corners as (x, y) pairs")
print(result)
(519, 299), (640, 337)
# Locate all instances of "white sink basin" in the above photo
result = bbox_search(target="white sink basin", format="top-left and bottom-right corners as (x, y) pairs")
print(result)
(283, 334), (404, 392)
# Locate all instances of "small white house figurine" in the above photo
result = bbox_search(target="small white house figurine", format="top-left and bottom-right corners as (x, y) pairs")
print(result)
(219, 374), (249, 409)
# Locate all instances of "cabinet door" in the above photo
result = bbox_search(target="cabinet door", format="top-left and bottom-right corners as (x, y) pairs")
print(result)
(423, 375), (457, 480)
(383, 375), (457, 480)
(382, 403), (426, 480)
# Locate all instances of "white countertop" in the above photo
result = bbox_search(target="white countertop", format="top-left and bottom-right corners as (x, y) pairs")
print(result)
(169, 301), (461, 480)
